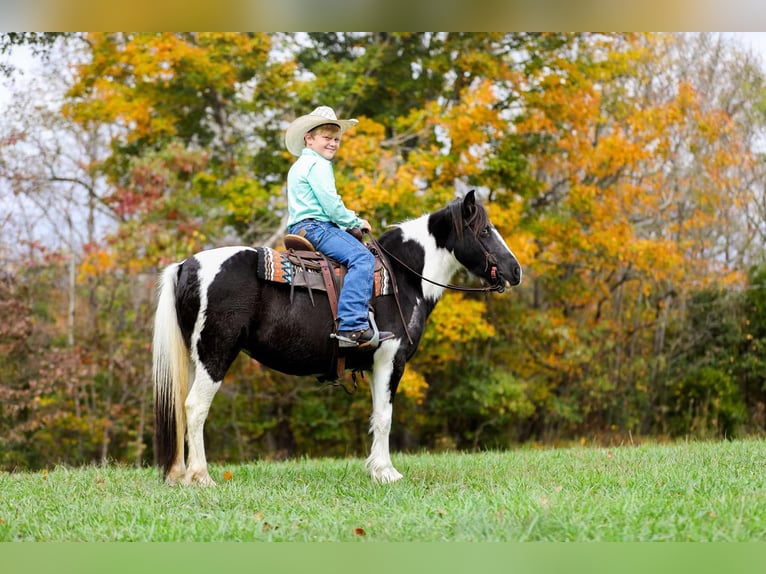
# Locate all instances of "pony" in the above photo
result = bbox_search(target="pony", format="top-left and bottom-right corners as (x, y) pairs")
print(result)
(153, 191), (522, 485)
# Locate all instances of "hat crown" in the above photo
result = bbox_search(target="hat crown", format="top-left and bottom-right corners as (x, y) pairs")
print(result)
(310, 106), (338, 121)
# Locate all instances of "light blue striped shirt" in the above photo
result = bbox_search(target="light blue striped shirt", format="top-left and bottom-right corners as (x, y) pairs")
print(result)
(286, 148), (362, 230)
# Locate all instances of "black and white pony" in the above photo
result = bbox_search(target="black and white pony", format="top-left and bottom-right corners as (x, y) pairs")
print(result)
(153, 191), (521, 485)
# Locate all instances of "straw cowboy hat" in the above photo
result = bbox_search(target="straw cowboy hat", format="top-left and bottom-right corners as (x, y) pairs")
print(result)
(284, 106), (359, 156)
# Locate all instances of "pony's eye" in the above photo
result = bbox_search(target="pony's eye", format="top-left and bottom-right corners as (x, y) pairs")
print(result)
(480, 227), (491, 237)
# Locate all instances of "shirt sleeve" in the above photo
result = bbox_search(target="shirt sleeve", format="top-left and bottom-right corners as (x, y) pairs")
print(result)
(306, 160), (362, 230)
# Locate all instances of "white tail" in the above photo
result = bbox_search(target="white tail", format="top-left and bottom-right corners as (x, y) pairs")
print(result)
(152, 263), (189, 479)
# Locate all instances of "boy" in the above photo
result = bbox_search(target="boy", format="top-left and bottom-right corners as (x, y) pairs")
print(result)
(284, 106), (393, 349)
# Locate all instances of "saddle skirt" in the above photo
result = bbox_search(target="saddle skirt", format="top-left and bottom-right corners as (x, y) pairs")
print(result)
(254, 246), (393, 299)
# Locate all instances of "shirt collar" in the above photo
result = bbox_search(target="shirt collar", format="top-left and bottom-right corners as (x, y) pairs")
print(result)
(301, 148), (329, 161)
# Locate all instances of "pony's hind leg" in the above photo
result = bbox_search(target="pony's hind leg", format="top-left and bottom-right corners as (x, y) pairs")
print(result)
(365, 340), (404, 483)
(164, 361), (194, 485)
(183, 365), (221, 486)
(166, 441), (187, 485)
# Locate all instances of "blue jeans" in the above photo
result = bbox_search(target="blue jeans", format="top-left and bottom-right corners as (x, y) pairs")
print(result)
(288, 220), (374, 332)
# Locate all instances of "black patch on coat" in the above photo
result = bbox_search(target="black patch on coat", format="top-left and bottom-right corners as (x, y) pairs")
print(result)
(175, 257), (201, 349)
(197, 249), (260, 382)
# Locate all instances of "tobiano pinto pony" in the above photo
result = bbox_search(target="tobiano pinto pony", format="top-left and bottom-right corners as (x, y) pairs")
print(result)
(152, 191), (522, 485)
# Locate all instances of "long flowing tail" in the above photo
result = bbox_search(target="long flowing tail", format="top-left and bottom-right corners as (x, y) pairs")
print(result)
(152, 263), (189, 479)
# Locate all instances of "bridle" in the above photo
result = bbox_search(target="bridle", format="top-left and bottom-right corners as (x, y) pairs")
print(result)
(369, 235), (504, 294)
(365, 220), (505, 347)
(366, 220), (505, 296)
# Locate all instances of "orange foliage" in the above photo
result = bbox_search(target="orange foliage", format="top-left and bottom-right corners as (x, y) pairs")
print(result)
(78, 248), (116, 280)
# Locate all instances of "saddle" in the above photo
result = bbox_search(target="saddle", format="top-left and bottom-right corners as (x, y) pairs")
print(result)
(253, 233), (394, 383)
(257, 235), (392, 305)
(283, 233), (345, 317)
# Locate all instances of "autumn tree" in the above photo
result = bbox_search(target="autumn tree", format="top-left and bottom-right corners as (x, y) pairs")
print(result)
(3, 32), (766, 469)
(480, 32), (766, 441)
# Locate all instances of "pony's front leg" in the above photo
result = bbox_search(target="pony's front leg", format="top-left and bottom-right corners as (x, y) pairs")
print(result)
(365, 341), (404, 483)
(183, 367), (221, 486)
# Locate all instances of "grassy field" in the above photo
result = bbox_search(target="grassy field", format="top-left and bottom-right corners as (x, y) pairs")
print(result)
(2, 439), (766, 542)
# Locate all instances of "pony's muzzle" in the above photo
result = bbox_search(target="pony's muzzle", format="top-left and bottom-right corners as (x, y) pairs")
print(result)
(498, 261), (522, 288)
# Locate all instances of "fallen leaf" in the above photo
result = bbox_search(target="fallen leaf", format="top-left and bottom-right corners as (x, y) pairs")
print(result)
(354, 527), (366, 536)
(223, 471), (233, 481)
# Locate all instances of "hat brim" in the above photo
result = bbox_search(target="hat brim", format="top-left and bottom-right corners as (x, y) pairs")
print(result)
(285, 115), (358, 157)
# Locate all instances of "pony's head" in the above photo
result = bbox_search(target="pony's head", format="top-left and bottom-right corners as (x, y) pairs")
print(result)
(432, 191), (522, 291)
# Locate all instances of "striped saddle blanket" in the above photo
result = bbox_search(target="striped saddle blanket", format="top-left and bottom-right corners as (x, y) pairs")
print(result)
(254, 247), (392, 298)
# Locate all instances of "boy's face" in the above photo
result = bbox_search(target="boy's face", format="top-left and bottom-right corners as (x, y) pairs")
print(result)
(305, 126), (342, 160)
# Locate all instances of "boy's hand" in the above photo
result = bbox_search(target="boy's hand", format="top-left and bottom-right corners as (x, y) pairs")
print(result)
(359, 219), (372, 234)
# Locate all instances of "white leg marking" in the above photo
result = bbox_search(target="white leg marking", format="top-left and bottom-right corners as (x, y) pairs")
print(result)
(166, 359), (194, 485)
(166, 461), (186, 486)
(183, 367), (220, 486)
(182, 246), (253, 486)
(365, 339), (403, 483)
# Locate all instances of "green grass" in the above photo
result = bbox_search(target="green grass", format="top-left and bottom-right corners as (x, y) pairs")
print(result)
(2, 439), (766, 541)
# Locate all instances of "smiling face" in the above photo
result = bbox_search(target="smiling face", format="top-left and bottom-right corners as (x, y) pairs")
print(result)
(305, 124), (342, 160)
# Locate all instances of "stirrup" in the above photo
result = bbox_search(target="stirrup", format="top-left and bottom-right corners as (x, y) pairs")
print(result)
(331, 311), (388, 349)
(332, 329), (379, 349)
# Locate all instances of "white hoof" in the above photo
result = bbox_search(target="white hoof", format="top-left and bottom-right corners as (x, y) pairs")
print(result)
(182, 469), (217, 486)
(367, 460), (403, 483)
(377, 467), (403, 483)
(165, 464), (186, 486)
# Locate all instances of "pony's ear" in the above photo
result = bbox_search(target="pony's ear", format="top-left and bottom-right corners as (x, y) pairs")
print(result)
(462, 190), (476, 218)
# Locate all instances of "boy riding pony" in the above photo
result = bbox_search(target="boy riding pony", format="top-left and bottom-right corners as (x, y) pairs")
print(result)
(285, 106), (394, 349)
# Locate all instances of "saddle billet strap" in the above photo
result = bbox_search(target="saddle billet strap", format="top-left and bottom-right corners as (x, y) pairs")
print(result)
(289, 250), (316, 307)
(334, 354), (345, 382)
(316, 254), (345, 381)
(318, 254), (339, 319)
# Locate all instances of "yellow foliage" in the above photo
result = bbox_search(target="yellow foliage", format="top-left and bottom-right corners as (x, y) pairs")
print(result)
(434, 80), (505, 182)
(417, 293), (496, 374)
(78, 249), (117, 280)
(398, 367), (429, 405)
(338, 117), (427, 222)
(66, 32), (273, 145)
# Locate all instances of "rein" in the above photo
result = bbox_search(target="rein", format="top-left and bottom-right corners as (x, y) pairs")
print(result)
(365, 228), (503, 348)
(366, 234), (505, 295)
